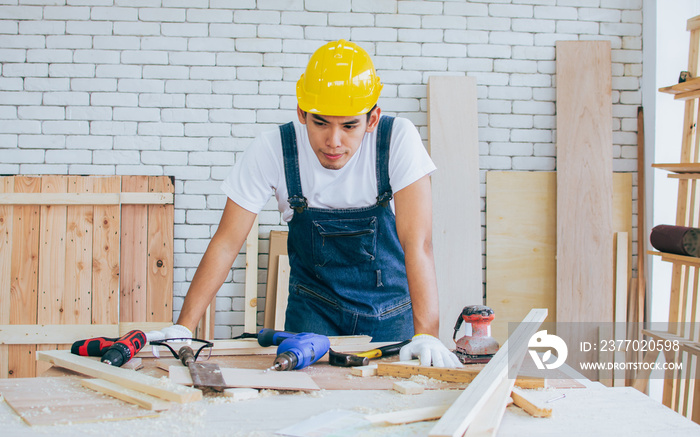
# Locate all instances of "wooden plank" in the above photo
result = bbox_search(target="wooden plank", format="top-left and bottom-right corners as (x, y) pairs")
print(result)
(65, 176), (93, 326)
(263, 230), (288, 329)
(614, 232), (629, 387)
(427, 75), (483, 344)
(119, 321), (171, 336)
(486, 172), (556, 345)
(0, 377), (158, 426)
(0, 192), (173, 205)
(375, 361), (544, 389)
(168, 365), (320, 391)
(510, 387), (553, 418)
(244, 216), (259, 333)
(463, 376), (513, 437)
(274, 254), (290, 330)
(9, 176), (41, 378)
(81, 378), (173, 411)
(0, 177), (13, 378)
(38, 176), (67, 325)
(0, 324), (120, 344)
(556, 41), (613, 382)
(37, 350), (202, 403)
(120, 175), (148, 323)
(429, 309), (547, 437)
(147, 176), (173, 323)
(652, 163), (700, 173)
(365, 404), (450, 426)
(658, 76), (700, 96)
(486, 172), (632, 345)
(92, 176), (121, 325)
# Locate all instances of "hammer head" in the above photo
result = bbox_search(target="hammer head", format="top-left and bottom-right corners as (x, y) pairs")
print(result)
(328, 348), (369, 367)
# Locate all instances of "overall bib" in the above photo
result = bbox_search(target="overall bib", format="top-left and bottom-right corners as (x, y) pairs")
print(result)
(280, 116), (414, 342)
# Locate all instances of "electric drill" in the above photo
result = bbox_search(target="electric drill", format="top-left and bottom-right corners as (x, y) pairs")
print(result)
(257, 329), (330, 371)
(71, 330), (147, 367)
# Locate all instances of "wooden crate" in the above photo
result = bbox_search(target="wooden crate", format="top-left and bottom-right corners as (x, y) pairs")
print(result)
(0, 175), (174, 378)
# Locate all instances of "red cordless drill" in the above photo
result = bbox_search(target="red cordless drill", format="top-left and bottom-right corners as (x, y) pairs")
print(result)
(71, 330), (146, 367)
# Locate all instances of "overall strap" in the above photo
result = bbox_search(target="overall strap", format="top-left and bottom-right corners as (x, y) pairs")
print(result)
(376, 115), (395, 207)
(279, 122), (308, 213)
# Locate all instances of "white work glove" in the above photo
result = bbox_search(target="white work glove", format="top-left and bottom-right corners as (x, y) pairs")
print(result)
(145, 324), (193, 342)
(400, 334), (463, 368)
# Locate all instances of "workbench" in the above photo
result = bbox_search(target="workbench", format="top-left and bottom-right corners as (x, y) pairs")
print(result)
(0, 354), (698, 437)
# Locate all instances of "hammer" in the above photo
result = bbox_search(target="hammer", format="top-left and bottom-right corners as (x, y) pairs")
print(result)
(328, 340), (411, 367)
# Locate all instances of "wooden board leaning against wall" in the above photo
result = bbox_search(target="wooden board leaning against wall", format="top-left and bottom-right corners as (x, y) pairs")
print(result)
(486, 171), (632, 346)
(0, 175), (174, 378)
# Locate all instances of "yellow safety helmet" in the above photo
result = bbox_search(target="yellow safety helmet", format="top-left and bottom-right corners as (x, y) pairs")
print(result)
(296, 40), (383, 116)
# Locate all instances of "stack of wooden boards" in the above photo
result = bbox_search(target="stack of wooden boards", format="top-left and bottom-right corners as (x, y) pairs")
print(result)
(485, 41), (639, 386)
(0, 175), (174, 378)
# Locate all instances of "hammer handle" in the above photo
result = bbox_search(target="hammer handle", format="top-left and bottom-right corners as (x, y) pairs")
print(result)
(357, 339), (411, 359)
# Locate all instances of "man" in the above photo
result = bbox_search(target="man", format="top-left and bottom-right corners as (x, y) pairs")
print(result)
(149, 40), (461, 368)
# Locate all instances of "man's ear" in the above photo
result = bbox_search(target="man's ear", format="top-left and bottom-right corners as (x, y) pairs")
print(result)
(365, 107), (382, 133)
(297, 105), (307, 125)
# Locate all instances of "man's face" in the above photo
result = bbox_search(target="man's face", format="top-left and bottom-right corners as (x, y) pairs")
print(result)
(298, 105), (381, 170)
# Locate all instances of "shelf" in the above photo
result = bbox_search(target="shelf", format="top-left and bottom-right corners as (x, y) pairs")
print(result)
(659, 76), (700, 100)
(649, 250), (700, 265)
(652, 163), (700, 174)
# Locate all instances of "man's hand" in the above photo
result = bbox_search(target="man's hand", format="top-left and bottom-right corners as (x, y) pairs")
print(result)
(145, 324), (193, 342)
(399, 334), (463, 368)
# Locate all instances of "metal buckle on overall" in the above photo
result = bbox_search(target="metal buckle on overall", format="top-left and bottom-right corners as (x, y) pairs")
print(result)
(376, 191), (393, 207)
(289, 195), (308, 213)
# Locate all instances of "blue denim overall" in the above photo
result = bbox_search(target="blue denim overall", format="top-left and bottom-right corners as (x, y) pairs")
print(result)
(280, 116), (414, 342)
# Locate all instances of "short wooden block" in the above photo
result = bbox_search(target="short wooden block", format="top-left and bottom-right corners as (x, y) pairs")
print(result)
(393, 380), (424, 395)
(224, 387), (260, 401)
(350, 364), (377, 377)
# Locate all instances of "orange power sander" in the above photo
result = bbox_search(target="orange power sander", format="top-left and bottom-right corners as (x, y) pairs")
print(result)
(452, 305), (499, 364)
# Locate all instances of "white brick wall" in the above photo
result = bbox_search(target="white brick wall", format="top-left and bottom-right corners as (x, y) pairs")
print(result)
(0, 1), (644, 339)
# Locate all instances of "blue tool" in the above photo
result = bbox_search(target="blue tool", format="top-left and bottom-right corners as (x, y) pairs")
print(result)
(257, 329), (330, 371)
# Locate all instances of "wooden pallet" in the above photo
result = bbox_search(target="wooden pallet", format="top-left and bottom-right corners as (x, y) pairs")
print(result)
(0, 175), (174, 378)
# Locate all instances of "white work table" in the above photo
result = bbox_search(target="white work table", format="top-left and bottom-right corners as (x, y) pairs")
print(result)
(1, 371), (699, 437)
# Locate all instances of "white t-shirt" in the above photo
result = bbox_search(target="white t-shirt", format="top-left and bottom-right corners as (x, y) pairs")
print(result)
(221, 116), (436, 223)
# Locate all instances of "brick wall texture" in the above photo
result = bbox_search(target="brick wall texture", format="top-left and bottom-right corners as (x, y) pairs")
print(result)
(0, 0), (643, 339)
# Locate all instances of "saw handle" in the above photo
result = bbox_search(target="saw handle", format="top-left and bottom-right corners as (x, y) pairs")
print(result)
(179, 345), (196, 367)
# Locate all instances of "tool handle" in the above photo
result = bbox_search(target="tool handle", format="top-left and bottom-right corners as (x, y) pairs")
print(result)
(71, 336), (117, 357)
(179, 345), (196, 367)
(257, 328), (295, 347)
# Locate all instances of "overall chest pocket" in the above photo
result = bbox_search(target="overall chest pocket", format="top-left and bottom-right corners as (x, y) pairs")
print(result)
(312, 217), (378, 267)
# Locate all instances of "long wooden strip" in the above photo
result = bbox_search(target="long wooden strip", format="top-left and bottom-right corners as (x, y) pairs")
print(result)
(366, 404), (450, 425)
(263, 230), (288, 329)
(428, 75), (482, 344)
(10, 176), (41, 378)
(555, 41), (613, 382)
(0, 324), (120, 344)
(0, 192), (173, 205)
(81, 378), (173, 411)
(429, 309), (547, 437)
(375, 361), (544, 389)
(37, 350), (202, 403)
(147, 176), (174, 323)
(35, 176), (69, 375)
(65, 176), (93, 325)
(244, 216), (259, 332)
(274, 254), (290, 330)
(120, 175), (149, 323)
(464, 376), (514, 437)
(0, 177), (13, 377)
(614, 232), (629, 387)
(92, 176), (121, 325)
